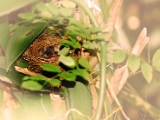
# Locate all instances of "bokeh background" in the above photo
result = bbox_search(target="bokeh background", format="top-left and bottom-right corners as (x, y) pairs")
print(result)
(1, 0), (160, 119)
(117, 0), (160, 119)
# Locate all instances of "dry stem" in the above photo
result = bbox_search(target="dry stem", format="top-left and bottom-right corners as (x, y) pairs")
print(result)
(106, 28), (149, 103)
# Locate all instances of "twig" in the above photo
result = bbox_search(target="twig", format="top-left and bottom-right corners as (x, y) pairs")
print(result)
(103, 0), (123, 41)
(65, 108), (91, 120)
(103, 107), (121, 120)
(15, 66), (40, 76)
(106, 28), (149, 103)
(106, 77), (130, 120)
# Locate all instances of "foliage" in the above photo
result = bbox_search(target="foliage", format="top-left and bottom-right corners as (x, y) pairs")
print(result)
(1, 0), (160, 120)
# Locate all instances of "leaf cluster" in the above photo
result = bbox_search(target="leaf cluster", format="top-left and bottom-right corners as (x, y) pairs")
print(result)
(112, 49), (160, 83)
(22, 57), (91, 90)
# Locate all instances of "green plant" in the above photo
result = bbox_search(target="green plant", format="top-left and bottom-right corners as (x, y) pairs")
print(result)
(1, 0), (160, 120)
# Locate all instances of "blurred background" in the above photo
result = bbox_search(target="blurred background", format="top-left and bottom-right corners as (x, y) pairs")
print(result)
(2, 0), (160, 119)
(117, 0), (160, 119)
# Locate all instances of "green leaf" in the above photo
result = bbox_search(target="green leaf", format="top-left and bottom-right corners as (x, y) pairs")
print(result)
(38, 12), (53, 19)
(36, 2), (49, 13)
(49, 79), (61, 86)
(66, 25), (92, 40)
(46, 2), (59, 16)
(5, 22), (47, 71)
(60, 8), (73, 17)
(99, 0), (110, 22)
(57, 72), (76, 81)
(12, 91), (53, 120)
(78, 58), (91, 69)
(0, 68), (18, 84)
(68, 32), (77, 42)
(0, 56), (6, 70)
(113, 50), (126, 63)
(61, 1), (76, 8)
(66, 25), (81, 32)
(58, 47), (70, 56)
(82, 41), (97, 49)
(152, 49), (160, 71)
(127, 55), (140, 73)
(94, 33), (110, 40)
(153, 70), (160, 82)
(60, 40), (80, 49)
(59, 55), (77, 68)
(72, 69), (89, 81)
(9, 20), (29, 33)
(141, 62), (153, 83)
(18, 12), (37, 20)
(111, 28), (118, 42)
(69, 19), (90, 35)
(89, 27), (103, 33)
(9, 22), (20, 33)
(21, 81), (43, 90)
(40, 64), (61, 73)
(106, 52), (113, 63)
(23, 75), (46, 81)
(0, 16), (10, 50)
(10, 64), (25, 85)
(68, 82), (92, 119)
(16, 59), (29, 68)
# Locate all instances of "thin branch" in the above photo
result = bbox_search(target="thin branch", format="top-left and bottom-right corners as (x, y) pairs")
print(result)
(15, 66), (40, 76)
(0, 79), (51, 94)
(106, 28), (149, 103)
(103, 0), (123, 41)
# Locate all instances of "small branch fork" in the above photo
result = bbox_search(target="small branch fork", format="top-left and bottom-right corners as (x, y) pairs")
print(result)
(106, 28), (149, 103)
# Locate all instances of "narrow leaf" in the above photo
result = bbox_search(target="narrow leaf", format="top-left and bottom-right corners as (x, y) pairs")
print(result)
(69, 19), (90, 35)
(23, 75), (46, 81)
(49, 79), (61, 86)
(21, 81), (43, 90)
(113, 50), (126, 63)
(68, 82), (92, 119)
(57, 72), (76, 81)
(18, 12), (37, 20)
(5, 22), (47, 71)
(94, 33), (110, 40)
(46, 2), (59, 16)
(111, 28), (118, 42)
(82, 41), (97, 49)
(0, 16), (9, 50)
(78, 58), (91, 69)
(128, 55), (140, 73)
(72, 69), (89, 81)
(58, 47), (70, 56)
(0, 68), (18, 84)
(36, 2), (49, 13)
(60, 40), (80, 49)
(38, 12), (53, 19)
(141, 62), (153, 83)
(60, 8), (73, 17)
(40, 64), (61, 73)
(61, 1), (76, 8)
(0, 56), (6, 70)
(89, 27), (103, 33)
(59, 55), (77, 68)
